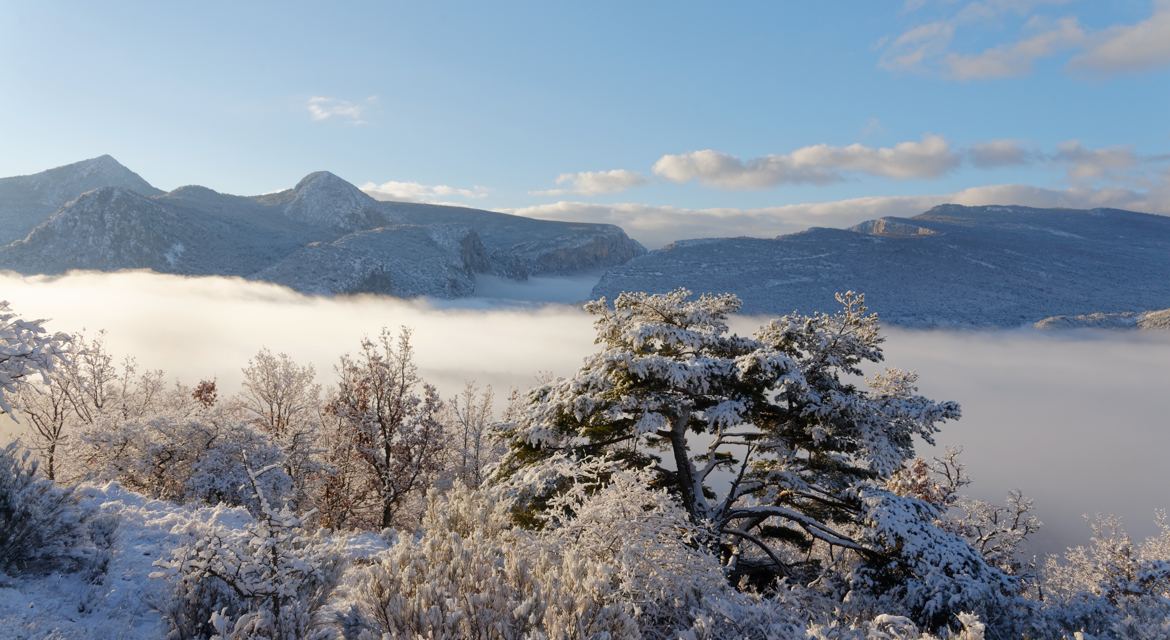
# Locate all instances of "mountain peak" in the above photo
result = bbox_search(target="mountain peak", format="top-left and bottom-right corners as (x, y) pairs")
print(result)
(58, 154), (135, 178)
(18, 155), (163, 202)
(283, 171), (379, 230)
(294, 170), (355, 191)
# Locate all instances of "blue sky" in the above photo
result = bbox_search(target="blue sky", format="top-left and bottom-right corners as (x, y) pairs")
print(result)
(2, 0), (1168, 245)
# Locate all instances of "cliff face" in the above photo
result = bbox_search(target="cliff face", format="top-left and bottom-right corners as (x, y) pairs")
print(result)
(253, 225), (489, 298)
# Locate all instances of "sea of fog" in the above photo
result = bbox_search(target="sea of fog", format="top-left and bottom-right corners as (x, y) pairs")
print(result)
(2, 270), (1169, 555)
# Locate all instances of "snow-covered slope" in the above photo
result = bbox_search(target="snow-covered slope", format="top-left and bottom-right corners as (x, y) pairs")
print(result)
(255, 224), (489, 297)
(593, 204), (1170, 327)
(0, 158), (645, 298)
(0, 483), (386, 640)
(259, 171), (384, 231)
(1035, 307), (1170, 330)
(0, 156), (161, 245)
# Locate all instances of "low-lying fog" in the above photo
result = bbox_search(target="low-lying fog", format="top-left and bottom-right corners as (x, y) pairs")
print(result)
(3, 270), (1169, 556)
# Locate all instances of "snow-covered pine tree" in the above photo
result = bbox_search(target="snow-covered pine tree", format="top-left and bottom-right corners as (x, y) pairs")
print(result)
(497, 289), (1021, 635)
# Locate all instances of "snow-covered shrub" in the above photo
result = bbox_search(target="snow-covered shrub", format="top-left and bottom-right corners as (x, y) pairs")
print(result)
(886, 450), (1041, 580)
(344, 466), (814, 640)
(1042, 514), (1170, 638)
(849, 486), (1027, 636)
(340, 482), (639, 639)
(0, 442), (100, 576)
(154, 466), (344, 640)
(807, 612), (987, 639)
(540, 458), (809, 639)
(79, 411), (292, 513)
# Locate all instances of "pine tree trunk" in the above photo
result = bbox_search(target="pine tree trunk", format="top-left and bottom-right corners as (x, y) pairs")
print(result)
(669, 415), (700, 521)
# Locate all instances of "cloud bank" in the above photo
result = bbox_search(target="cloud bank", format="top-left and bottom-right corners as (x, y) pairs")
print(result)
(3, 270), (1169, 555)
(652, 135), (960, 188)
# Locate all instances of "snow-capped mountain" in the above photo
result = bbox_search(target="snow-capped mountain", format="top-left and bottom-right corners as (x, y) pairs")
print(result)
(0, 157), (645, 297)
(593, 204), (1170, 327)
(0, 155), (161, 245)
(261, 171), (385, 231)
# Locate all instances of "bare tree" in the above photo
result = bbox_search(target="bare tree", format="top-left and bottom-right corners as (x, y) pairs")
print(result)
(326, 328), (444, 529)
(445, 381), (496, 487)
(235, 349), (324, 511)
(237, 349), (321, 439)
(14, 381), (72, 481)
(17, 332), (167, 481)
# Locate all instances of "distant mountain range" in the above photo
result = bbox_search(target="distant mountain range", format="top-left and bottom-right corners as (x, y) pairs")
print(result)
(0, 156), (644, 297)
(5, 157), (1169, 327)
(593, 204), (1170, 327)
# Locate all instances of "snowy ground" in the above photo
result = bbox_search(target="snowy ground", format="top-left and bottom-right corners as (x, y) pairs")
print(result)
(0, 483), (386, 640)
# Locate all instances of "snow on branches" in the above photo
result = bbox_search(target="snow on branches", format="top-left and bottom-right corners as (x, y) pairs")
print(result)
(0, 300), (67, 416)
(496, 289), (1012, 634)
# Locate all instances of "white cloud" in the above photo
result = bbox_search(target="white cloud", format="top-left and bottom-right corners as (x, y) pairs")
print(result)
(306, 96), (377, 124)
(1071, 0), (1170, 73)
(945, 17), (1085, 79)
(510, 177), (1170, 248)
(361, 180), (490, 205)
(532, 169), (647, 196)
(652, 135), (959, 189)
(967, 139), (1036, 167)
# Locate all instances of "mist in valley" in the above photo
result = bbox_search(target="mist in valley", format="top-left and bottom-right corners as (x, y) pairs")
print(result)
(3, 269), (1168, 556)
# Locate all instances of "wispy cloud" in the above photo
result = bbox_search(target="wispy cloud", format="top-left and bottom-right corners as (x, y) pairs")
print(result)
(967, 139), (1037, 168)
(306, 95), (377, 125)
(532, 169), (647, 197)
(651, 135), (960, 189)
(1053, 139), (1141, 180)
(360, 180), (489, 205)
(945, 16), (1086, 79)
(881, 0), (1170, 79)
(1070, 0), (1170, 73)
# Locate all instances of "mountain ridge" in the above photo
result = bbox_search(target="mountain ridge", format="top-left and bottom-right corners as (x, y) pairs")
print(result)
(0, 157), (645, 297)
(593, 203), (1170, 327)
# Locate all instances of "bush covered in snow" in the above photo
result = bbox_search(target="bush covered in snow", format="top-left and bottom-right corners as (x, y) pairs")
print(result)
(0, 443), (104, 577)
(78, 411), (294, 514)
(153, 466), (344, 640)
